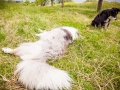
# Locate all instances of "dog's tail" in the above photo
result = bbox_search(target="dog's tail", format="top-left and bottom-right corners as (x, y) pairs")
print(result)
(15, 60), (72, 90)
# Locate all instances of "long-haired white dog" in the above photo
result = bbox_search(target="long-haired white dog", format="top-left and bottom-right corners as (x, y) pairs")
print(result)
(2, 26), (80, 90)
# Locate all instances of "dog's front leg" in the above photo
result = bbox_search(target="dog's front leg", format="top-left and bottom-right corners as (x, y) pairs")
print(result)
(105, 23), (109, 30)
(106, 23), (110, 30)
(2, 47), (17, 55)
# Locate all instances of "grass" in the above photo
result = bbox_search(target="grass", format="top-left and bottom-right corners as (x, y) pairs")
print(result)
(0, 2), (120, 90)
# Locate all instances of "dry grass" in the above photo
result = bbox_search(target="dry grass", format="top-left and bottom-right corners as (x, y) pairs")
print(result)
(0, 2), (120, 90)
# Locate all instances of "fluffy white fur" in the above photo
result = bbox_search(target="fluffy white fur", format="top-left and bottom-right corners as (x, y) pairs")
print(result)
(15, 60), (72, 90)
(2, 26), (80, 90)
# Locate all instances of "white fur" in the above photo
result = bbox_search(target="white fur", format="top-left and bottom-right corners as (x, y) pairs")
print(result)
(2, 26), (80, 90)
(15, 60), (72, 90)
(2, 48), (13, 54)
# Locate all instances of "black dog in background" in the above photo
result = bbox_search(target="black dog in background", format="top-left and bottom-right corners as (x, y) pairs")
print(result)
(91, 8), (120, 29)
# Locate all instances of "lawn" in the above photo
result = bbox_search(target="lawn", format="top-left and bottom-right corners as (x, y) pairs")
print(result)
(0, 2), (120, 90)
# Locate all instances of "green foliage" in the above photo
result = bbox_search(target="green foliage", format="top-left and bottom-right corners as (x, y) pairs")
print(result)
(25, 0), (30, 5)
(35, 0), (47, 6)
(0, 2), (120, 90)
(58, 0), (72, 3)
(29, 2), (36, 6)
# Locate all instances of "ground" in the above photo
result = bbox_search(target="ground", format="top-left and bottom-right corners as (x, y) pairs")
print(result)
(0, 2), (120, 90)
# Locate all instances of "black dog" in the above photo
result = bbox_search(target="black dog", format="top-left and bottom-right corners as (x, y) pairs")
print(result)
(91, 8), (120, 29)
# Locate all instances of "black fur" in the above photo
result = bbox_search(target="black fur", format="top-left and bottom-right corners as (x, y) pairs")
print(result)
(62, 29), (72, 42)
(91, 8), (120, 28)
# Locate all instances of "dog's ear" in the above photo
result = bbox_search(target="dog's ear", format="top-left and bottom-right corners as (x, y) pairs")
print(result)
(112, 7), (120, 12)
(62, 29), (73, 43)
(115, 8), (120, 12)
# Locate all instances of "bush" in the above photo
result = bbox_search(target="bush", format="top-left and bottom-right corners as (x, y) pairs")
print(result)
(25, 0), (30, 6)
(64, 2), (79, 7)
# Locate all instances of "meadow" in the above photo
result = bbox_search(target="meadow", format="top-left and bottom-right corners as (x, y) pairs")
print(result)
(0, 2), (120, 90)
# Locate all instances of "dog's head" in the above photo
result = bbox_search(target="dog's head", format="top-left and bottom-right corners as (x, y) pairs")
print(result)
(36, 26), (81, 45)
(61, 26), (80, 41)
(109, 8), (120, 20)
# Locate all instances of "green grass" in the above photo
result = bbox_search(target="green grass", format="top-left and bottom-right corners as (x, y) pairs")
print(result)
(0, 2), (120, 90)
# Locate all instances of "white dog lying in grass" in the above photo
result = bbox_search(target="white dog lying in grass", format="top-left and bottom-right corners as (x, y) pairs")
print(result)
(2, 26), (80, 90)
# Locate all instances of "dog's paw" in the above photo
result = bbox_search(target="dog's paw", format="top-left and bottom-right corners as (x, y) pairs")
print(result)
(2, 48), (13, 54)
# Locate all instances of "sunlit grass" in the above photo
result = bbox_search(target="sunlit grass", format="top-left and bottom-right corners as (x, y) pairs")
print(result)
(0, 2), (120, 90)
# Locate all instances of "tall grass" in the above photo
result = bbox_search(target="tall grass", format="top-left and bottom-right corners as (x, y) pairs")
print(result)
(0, 2), (120, 90)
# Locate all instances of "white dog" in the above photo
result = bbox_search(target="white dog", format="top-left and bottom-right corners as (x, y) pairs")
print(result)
(2, 26), (80, 90)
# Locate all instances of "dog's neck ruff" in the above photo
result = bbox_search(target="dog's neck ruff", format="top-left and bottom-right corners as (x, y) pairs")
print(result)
(105, 18), (111, 22)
